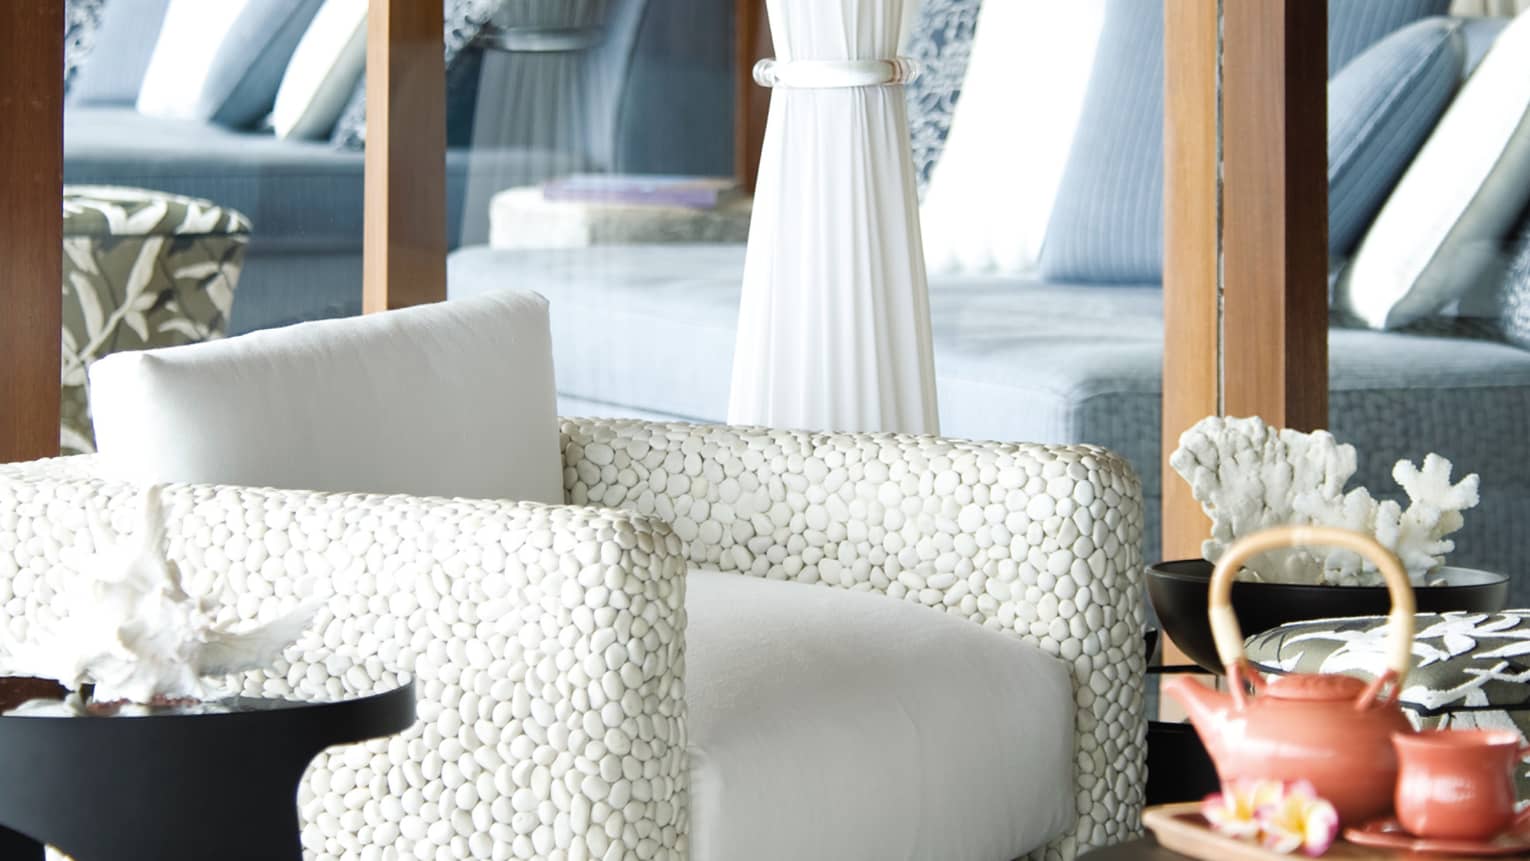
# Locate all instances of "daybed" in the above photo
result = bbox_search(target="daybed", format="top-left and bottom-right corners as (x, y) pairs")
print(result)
(449, 3), (1530, 601)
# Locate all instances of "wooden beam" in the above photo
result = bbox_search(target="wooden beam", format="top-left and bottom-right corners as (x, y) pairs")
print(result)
(1161, 0), (1220, 561)
(1222, 0), (1329, 430)
(734, 0), (772, 192)
(0, 0), (63, 464)
(364, 0), (446, 314)
(1162, 0), (1330, 559)
(1160, 1), (1329, 683)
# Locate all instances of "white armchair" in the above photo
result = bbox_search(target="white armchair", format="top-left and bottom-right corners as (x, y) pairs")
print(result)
(560, 419), (1148, 860)
(0, 294), (1146, 860)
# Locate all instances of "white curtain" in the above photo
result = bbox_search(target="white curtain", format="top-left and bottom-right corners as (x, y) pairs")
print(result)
(727, 0), (939, 434)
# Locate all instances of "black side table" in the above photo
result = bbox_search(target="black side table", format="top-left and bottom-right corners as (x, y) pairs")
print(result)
(0, 680), (415, 861)
(1144, 630), (1220, 805)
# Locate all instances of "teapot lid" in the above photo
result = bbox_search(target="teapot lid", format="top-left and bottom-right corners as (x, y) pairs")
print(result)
(1264, 673), (1371, 701)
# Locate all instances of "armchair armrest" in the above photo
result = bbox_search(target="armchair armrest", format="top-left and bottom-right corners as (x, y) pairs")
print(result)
(562, 418), (1146, 860)
(0, 457), (688, 861)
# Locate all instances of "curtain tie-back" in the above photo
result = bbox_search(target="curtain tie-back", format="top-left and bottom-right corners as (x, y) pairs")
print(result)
(753, 57), (921, 89)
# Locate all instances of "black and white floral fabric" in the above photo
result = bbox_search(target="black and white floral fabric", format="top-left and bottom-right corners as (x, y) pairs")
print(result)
(904, 0), (982, 197)
(63, 0), (107, 93)
(1247, 611), (1530, 794)
(61, 186), (251, 454)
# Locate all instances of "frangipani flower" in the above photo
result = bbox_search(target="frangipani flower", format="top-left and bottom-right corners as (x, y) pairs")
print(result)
(1202, 779), (1285, 839)
(1258, 781), (1339, 857)
(1202, 779), (1339, 856)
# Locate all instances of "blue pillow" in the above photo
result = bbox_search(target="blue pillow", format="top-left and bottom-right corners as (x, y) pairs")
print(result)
(68, 0), (171, 106)
(1327, 0), (1455, 71)
(1038, 0), (1450, 284)
(1329, 18), (1464, 259)
(1037, 0), (1163, 284)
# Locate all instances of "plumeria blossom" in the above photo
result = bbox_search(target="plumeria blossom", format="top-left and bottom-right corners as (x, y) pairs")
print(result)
(1258, 781), (1339, 857)
(1202, 779), (1339, 856)
(1202, 779), (1285, 839)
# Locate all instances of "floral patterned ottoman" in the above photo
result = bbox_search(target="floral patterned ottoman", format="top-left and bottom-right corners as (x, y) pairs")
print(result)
(61, 186), (250, 454)
(1246, 611), (1530, 794)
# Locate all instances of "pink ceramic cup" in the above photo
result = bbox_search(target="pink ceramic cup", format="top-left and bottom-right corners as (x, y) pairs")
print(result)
(1393, 729), (1530, 840)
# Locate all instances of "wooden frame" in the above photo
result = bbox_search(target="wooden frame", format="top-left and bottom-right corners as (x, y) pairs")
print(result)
(1162, 0), (1329, 559)
(1221, 1), (1329, 429)
(1161, 0), (1221, 561)
(1161, 0), (1328, 679)
(0, 1), (63, 464)
(363, 0), (447, 314)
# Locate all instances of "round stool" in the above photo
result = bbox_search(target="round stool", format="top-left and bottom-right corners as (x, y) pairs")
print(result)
(61, 186), (251, 454)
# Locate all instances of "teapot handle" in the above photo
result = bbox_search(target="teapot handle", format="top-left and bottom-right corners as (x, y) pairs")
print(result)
(1209, 525), (1416, 709)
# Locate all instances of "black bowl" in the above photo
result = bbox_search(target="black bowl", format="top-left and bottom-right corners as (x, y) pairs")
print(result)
(1147, 559), (1509, 673)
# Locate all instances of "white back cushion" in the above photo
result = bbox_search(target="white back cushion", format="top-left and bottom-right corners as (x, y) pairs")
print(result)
(90, 292), (564, 504)
(1337, 10), (1530, 328)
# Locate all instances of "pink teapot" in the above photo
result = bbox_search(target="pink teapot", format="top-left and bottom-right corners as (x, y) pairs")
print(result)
(1166, 525), (1417, 825)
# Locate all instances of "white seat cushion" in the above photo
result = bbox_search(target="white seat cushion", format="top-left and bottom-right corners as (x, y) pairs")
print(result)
(89, 291), (564, 504)
(685, 569), (1075, 861)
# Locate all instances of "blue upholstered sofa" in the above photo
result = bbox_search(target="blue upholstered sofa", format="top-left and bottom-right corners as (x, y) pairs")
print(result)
(62, 0), (733, 335)
(449, 3), (1530, 605)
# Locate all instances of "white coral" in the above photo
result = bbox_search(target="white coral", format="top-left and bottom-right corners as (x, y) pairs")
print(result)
(1169, 416), (1479, 585)
(0, 486), (316, 703)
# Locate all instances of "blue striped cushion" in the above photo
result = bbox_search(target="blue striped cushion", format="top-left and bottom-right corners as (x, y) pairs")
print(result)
(1329, 18), (1464, 259)
(1036, 0), (1163, 284)
(1328, 0), (1455, 71)
(1038, 0), (1451, 284)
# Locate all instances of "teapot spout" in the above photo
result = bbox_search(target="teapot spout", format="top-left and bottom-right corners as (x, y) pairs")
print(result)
(1165, 675), (1231, 740)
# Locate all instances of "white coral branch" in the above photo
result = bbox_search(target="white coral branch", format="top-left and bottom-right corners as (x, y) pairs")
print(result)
(1170, 416), (1479, 585)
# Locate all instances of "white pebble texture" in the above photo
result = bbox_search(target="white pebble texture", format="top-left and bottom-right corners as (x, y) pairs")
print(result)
(0, 456), (688, 861)
(0, 417), (1145, 861)
(563, 419), (1146, 860)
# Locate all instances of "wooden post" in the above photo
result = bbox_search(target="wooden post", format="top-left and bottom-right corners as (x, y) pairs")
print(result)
(0, 1), (63, 464)
(1221, 0), (1329, 430)
(1160, 0), (1329, 675)
(1162, 0), (1329, 556)
(1161, 0), (1221, 561)
(734, 0), (772, 193)
(364, 0), (447, 313)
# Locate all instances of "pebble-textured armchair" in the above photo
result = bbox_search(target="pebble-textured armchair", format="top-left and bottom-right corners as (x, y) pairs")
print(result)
(0, 418), (1144, 860)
